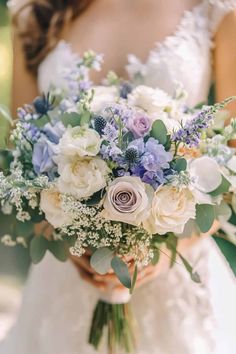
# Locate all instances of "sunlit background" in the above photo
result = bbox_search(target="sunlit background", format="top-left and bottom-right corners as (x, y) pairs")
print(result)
(0, 0), (236, 346)
(0, 0), (30, 342)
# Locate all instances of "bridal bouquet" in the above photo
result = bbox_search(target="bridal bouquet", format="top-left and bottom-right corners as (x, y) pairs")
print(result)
(0, 51), (236, 353)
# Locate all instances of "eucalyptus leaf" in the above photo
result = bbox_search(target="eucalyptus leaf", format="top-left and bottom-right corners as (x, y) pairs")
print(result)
(178, 253), (201, 283)
(196, 204), (215, 233)
(48, 240), (69, 262)
(31, 115), (50, 128)
(150, 120), (167, 145)
(80, 110), (91, 125)
(122, 131), (134, 145)
(164, 135), (172, 151)
(173, 158), (187, 173)
(209, 175), (231, 197)
(85, 189), (106, 206)
(130, 265), (138, 294)
(61, 112), (81, 127)
(111, 256), (131, 289)
(151, 249), (160, 266)
(15, 221), (34, 238)
(30, 236), (48, 264)
(90, 247), (114, 275)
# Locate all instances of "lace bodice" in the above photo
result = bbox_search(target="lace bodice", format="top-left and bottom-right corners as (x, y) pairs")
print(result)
(38, 0), (236, 106)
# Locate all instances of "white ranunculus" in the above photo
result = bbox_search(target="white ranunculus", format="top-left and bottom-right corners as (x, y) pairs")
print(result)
(57, 156), (110, 199)
(40, 189), (73, 228)
(128, 85), (172, 116)
(189, 156), (222, 194)
(57, 126), (101, 157)
(90, 86), (119, 113)
(143, 186), (196, 235)
(101, 176), (153, 226)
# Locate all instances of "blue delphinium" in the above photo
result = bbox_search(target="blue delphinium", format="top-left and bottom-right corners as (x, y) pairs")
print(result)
(127, 137), (173, 188)
(32, 137), (58, 180)
(141, 138), (172, 171)
(22, 122), (41, 143)
(42, 122), (65, 144)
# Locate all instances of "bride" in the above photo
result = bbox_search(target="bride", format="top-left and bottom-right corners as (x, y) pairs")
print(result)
(1, 0), (236, 353)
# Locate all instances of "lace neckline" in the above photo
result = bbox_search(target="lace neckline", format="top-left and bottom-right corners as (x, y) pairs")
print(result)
(39, 1), (207, 74)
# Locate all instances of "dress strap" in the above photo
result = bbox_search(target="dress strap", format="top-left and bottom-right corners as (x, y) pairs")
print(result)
(208, 0), (236, 35)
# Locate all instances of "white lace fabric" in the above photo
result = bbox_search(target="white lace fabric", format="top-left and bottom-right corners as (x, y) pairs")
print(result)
(2, 1), (236, 353)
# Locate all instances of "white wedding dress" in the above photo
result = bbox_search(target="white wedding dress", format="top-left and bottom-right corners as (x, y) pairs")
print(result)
(1, 1), (236, 353)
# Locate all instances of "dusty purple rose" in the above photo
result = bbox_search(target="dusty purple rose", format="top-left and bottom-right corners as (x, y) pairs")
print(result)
(102, 176), (152, 225)
(128, 114), (151, 138)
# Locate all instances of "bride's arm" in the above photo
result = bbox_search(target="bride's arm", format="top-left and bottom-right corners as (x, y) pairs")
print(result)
(214, 9), (236, 116)
(12, 35), (39, 115)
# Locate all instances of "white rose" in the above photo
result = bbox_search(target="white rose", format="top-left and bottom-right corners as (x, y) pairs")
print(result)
(101, 176), (153, 226)
(90, 86), (119, 113)
(40, 189), (73, 228)
(57, 156), (110, 199)
(143, 186), (196, 235)
(128, 85), (183, 132)
(58, 126), (101, 157)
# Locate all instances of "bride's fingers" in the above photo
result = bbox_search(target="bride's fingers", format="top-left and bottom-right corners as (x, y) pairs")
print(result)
(70, 255), (95, 274)
(77, 267), (106, 290)
(93, 261), (136, 284)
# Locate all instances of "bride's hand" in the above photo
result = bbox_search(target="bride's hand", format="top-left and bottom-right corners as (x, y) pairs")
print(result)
(70, 251), (169, 292)
(70, 220), (220, 292)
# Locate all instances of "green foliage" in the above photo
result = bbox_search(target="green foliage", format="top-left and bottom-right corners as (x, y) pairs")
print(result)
(130, 265), (138, 294)
(178, 252), (201, 283)
(80, 110), (91, 125)
(0, 104), (11, 148)
(166, 234), (178, 268)
(48, 240), (69, 262)
(150, 120), (167, 145)
(90, 247), (114, 275)
(85, 189), (106, 206)
(31, 114), (50, 128)
(61, 112), (82, 127)
(172, 158), (187, 173)
(196, 204), (215, 233)
(111, 256), (131, 289)
(30, 236), (48, 264)
(15, 220), (34, 239)
(151, 248), (160, 266)
(209, 175), (231, 197)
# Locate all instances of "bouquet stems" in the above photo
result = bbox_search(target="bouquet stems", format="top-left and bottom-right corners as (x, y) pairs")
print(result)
(89, 300), (136, 353)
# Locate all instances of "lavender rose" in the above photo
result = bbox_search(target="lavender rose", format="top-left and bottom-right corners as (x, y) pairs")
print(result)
(101, 176), (153, 226)
(127, 113), (151, 138)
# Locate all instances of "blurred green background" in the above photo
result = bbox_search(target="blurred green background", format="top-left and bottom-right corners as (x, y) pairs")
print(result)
(0, 0), (31, 281)
(0, 0), (235, 282)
